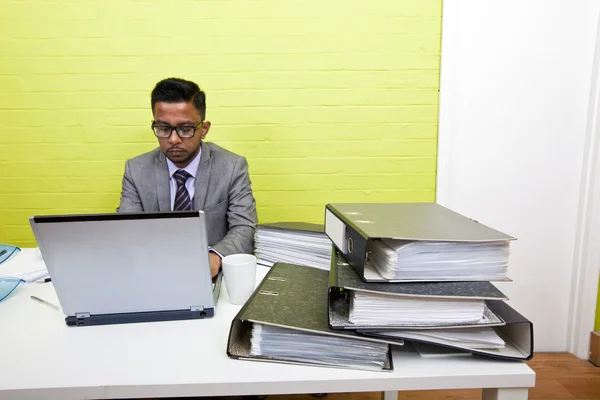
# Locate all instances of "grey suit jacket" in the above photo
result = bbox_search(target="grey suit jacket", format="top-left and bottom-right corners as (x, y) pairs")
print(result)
(116, 142), (257, 257)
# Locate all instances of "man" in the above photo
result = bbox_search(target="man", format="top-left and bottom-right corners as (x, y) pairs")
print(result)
(117, 77), (257, 278)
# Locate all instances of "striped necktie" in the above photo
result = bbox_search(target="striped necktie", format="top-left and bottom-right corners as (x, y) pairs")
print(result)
(173, 169), (193, 211)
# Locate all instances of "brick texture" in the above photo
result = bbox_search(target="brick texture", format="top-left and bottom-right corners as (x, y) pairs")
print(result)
(0, 0), (442, 247)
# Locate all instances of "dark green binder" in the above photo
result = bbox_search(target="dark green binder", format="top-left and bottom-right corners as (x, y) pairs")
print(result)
(226, 262), (398, 371)
(363, 300), (534, 361)
(328, 249), (509, 330)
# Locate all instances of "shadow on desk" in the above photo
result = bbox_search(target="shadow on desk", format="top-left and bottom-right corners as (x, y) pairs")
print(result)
(129, 396), (324, 400)
(122, 392), (482, 400)
(130, 396), (333, 400)
(128, 393), (329, 400)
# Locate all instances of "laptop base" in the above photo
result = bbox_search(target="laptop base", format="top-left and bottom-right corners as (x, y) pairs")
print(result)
(66, 307), (215, 327)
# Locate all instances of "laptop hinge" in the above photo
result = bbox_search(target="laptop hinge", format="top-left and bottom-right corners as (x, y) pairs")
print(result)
(75, 312), (90, 326)
(191, 306), (204, 312)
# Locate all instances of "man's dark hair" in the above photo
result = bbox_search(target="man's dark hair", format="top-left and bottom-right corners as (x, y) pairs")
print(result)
(151, 77), (207, 119)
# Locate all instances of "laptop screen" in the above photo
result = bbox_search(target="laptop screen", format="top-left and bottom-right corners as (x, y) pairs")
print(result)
(29, 211), (215, 317)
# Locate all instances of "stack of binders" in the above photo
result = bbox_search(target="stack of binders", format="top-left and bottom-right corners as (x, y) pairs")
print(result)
(226, 202), (534, 372)
(325, 203), (534, 361)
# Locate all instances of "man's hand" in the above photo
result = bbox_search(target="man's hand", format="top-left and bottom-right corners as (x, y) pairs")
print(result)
(209, 252), (222, 278)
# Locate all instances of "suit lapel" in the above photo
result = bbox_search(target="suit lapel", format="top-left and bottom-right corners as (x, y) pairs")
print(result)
(194, 142), (212, 210)
(155, 151), (171, 211)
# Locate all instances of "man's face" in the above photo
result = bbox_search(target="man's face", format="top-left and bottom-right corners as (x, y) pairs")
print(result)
(152, 101), (210, 168)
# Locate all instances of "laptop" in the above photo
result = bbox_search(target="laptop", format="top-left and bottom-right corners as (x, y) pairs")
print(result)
(29, 211), (222, 327)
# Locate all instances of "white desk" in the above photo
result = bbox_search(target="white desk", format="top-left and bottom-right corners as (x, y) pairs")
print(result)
(0, 249), (535, 400)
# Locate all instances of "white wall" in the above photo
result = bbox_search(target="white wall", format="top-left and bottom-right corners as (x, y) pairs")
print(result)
(437, 0), (600, 351)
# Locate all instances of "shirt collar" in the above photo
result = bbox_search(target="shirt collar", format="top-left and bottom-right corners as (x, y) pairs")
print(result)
(166, 146), (202, 179)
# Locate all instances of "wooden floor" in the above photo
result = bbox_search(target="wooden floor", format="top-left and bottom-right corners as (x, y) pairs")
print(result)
(263, 353), (600, 400)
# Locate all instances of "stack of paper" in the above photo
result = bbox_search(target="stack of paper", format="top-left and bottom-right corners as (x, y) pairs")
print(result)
(349, 291), (485, 326)
(370, 327), (505, 350)
(250, 323), (389, 371)
(367, 239), (510, 281)
(254, 223), (332, 270)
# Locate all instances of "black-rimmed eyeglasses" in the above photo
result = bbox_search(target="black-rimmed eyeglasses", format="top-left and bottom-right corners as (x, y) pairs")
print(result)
(151, 122), (203, 138)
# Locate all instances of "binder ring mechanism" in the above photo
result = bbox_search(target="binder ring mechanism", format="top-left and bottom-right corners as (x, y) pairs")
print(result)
(261, 276), (285, 296)
(259, 290), (279, 296)
(268, 276), (286, 282)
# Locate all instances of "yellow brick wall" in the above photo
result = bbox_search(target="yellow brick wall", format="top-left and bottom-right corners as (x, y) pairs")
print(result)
(0, 0), (442, 247)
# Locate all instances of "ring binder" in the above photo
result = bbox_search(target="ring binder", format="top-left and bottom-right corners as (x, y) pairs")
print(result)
(328, 250), (508, 330)
(226, 262), (403, 371)
(324, 203), (516, 282)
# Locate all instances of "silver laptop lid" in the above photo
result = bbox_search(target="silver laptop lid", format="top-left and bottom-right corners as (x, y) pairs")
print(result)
(29, 211), (214, 317)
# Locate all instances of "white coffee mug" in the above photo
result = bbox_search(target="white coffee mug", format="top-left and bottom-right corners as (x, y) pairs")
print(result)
(221, 254), (257, 305)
